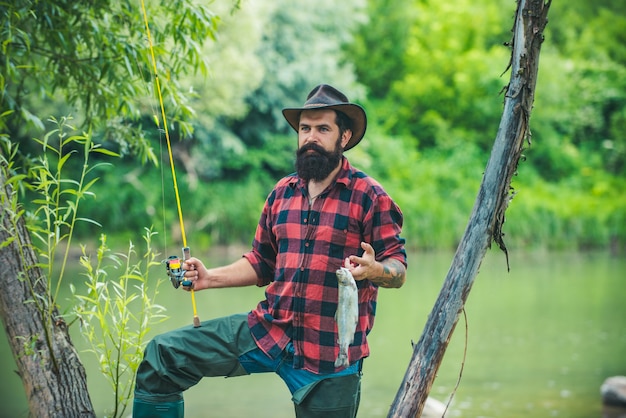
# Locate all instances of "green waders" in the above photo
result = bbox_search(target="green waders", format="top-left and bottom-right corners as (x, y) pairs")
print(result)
(132, 313), (361, 417)
(292, 374), (361, 418)
(132, 399), (184, 418)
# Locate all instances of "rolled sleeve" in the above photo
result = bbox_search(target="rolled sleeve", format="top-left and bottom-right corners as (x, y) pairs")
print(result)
(242, 250), (274, 287)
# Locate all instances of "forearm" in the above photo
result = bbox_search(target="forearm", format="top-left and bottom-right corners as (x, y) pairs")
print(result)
(206, 257), (259, 288)
(369, 258), (406, 289)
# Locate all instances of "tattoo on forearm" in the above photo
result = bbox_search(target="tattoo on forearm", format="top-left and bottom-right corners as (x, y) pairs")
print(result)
(376, 259), (406, 288)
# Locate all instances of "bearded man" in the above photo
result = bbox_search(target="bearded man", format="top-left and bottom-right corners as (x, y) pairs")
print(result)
(133, 84), (407, 418)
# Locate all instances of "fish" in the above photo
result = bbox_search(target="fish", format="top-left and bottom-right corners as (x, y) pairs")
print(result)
(334, 265), (359, 368)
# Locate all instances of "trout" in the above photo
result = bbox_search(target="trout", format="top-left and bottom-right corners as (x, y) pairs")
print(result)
(334, 265), (359, 368)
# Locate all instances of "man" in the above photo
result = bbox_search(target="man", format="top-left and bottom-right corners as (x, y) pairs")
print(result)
(133, 84), (407, 417)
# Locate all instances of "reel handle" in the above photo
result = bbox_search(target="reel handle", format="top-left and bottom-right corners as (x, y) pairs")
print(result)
(180, 246), (192, 288)
(183, 247), (201, 328)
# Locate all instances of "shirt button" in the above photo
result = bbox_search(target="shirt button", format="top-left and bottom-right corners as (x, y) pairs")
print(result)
(300, 267), (305, 272)
(304, 242), (309, 247)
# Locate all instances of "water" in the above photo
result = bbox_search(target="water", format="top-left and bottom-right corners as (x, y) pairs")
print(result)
(1, 249), (624, 417)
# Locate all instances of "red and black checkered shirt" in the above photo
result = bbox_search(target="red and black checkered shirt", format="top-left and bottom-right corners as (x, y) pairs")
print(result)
(243, 157), (406, 374)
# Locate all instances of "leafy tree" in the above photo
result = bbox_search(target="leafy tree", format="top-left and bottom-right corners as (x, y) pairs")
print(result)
(347, 0), (417, 99)
(536, 0), (626, 177)
(379, 0), (512, 150)
(1, 0), (219, 159)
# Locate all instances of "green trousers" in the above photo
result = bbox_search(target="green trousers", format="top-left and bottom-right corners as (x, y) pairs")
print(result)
(133, 313), (361, 417)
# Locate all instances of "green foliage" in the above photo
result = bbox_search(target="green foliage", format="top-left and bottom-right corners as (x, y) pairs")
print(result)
(4, 0), (626, 257)
(525, 0), (626, 179)
(505, 169), (626, 250)
(1, 0), (221, 158)
(532, 52), (626, 178)
(347, 0), (416, 98)
(25, 118), (116, 311)
(72, 230), (167, 418)
(0, 137), (26, 252)
(403, 152), (486, 249)
(70, 161), (168, 240)
(378, 0), (511, 149)
(71, 150), (280, 250)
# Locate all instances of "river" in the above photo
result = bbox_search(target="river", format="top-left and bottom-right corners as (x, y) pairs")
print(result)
(0, 249), (624, 417)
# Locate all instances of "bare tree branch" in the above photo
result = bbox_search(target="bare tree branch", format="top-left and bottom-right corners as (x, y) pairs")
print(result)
(387, 1), (552, 416)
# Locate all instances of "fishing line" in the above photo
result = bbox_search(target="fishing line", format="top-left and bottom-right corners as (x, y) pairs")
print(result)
(134, 51), (169, 253)
(140, 0), (200, 327)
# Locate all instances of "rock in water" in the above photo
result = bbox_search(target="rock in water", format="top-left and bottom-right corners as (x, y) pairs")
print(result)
(602, 376), (626, 407)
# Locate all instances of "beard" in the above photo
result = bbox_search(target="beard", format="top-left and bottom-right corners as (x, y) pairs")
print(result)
(295, 138), (343, 182)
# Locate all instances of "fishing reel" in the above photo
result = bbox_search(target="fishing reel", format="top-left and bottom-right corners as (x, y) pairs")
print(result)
(164, 246), (202, 328)
(165, 247), (192, 289)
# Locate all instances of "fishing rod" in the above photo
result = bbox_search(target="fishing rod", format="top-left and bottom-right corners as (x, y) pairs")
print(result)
(140, 0), (200, 328)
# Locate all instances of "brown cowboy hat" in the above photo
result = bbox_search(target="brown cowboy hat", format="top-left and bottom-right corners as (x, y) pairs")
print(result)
(282, 84), (367, 151)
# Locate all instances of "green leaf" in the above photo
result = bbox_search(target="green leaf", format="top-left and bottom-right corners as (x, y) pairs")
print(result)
(91, 147), (120, 157)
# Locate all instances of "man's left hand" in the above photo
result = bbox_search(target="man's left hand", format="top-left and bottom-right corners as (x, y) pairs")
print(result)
(347, 242), (382, 281)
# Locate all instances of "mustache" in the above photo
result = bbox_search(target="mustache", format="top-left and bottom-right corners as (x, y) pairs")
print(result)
(297, 143), (328, 157)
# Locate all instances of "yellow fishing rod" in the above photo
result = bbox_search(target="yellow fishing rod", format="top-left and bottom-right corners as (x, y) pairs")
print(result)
(140, 0), (200, 327)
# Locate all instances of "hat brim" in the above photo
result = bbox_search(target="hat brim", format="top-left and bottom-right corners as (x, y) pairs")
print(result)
(282, 103), (367, 151)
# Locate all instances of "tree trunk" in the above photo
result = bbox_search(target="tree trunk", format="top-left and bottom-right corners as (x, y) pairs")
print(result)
(0, 165), (95, 416)
(387, 0), (551, 416)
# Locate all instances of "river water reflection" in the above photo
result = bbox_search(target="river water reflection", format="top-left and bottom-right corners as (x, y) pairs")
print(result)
(1, 249), (624, 417)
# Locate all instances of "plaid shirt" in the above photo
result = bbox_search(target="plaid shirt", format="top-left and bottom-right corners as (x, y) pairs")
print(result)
(243, 157), (406, 374)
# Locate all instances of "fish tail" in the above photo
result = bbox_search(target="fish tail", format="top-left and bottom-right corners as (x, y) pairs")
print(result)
(334, 352), (349, 368)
